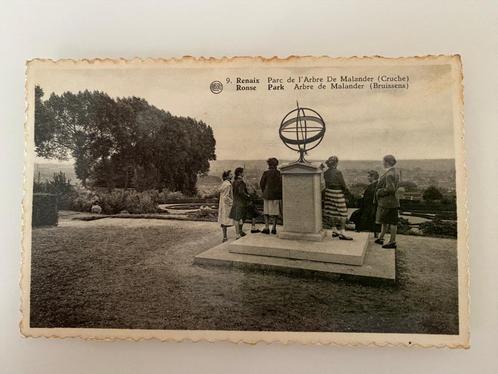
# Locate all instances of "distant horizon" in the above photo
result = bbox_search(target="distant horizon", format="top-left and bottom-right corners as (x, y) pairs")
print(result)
(208, 157), (456, 162)
(35, 157), (456, 165)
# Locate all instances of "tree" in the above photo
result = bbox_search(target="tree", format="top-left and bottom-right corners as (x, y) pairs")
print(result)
(34, 86), (217, 194)
(34, 88), (117, 187)
(34, 86), (56, 158)
(423, 186), (443, 201)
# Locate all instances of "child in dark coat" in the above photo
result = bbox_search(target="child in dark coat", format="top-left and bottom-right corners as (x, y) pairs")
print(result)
(350, 170), (381, 237)
(259, 157), (282, 234)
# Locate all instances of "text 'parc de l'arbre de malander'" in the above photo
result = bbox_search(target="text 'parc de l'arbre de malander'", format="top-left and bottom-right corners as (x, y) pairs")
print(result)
(226, 74), (410, 92)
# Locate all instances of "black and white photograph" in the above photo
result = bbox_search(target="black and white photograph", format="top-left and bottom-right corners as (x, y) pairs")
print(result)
(21, 56), (468, 347)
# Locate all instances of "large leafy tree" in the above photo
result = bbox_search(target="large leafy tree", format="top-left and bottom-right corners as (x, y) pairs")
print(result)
(35, 88), (117, 187)
(34, 86), (216, 194)
(34, 86), (56, 158)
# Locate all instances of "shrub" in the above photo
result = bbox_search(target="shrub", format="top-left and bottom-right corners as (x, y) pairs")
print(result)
(70, 196), (89, 212)
(196, 188), (219, 200)
(123, 190), (158, 214)
(69, 187), (96, 212)
(435, 212), (457, 220)
(419, 219), (457, 238)
(396, 217), (411, 234)
(423, 186), (443, 201)
(407, 227), (424, 236)
(99, 190), (127, 214)
(187, 205), (217, 220)
(33, 172), (75, 210)
(158, 190), (188, 203)
(32, 193), (58, 227)
(68, 188), (199, 214)
(84, 190), (160, 214)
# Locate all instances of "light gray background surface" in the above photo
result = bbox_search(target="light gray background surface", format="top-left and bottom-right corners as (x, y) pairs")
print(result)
(1, 1), (497, 373)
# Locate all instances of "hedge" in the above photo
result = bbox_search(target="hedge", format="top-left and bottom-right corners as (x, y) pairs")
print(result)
(32, 193), (58, 227)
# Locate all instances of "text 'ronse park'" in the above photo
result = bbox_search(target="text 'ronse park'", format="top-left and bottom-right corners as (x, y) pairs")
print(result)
(232, 74), (410, 91)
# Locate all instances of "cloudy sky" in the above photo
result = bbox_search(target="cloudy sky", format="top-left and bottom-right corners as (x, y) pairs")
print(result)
(32, 60), (457, 161)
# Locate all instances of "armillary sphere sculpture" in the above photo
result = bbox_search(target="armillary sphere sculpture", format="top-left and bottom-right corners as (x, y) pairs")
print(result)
(279, 102), (326, 163)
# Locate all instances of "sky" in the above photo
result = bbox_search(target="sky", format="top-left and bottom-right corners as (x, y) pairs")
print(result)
(32, 59), (457, 162)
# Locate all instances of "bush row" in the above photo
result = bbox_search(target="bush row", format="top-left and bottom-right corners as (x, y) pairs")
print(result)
(69, 188), (216, 214)
(71, 189), (158, 214)
(419, 219), (457, 238)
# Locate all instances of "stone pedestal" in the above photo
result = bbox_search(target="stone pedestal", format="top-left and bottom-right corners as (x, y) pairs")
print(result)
(278, 162), (325, 242)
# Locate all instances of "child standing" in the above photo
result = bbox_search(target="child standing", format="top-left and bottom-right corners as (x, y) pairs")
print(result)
(217, 170), (233, 242)
(229, 167), (250, 239)
(259, 158), (282, 234)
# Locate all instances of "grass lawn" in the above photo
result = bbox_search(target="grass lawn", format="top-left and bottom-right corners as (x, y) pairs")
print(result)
(30, 217), (459, 334)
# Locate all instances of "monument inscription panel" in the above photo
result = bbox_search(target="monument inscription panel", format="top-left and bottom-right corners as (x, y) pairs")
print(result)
(279, 162), (325, 241)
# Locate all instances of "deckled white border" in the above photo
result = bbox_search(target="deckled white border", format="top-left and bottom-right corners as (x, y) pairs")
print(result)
(20, 55), (470, 348)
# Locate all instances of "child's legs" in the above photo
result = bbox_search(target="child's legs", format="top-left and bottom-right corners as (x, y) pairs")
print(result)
(338, 217), (347, 233)
(331, 217), (340, 232)
(235, 220), (241, 236)
(264, 215), (269, 229)
(379, 223), (388, 239)
(389, 225), (397, 243)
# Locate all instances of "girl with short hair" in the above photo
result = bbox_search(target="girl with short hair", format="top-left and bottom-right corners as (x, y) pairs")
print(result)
(218, 170), (234, 242)
(374, 155), (400, 249)
(322, 156), (353, 240)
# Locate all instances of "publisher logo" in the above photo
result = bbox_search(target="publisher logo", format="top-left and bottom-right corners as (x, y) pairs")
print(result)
(210, 81), (223, 94)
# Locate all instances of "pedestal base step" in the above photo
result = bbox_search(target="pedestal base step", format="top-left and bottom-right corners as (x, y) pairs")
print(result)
(194, 234), (396, 282)
(228, 231), (369, 266)
(278, 230), (326, 242)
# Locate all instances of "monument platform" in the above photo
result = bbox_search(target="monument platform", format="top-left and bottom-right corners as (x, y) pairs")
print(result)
(229, 231), (369, 266)
(194, 232), (396, 282)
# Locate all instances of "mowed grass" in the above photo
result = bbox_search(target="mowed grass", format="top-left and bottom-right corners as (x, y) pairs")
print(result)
(30, 218), (459, 334)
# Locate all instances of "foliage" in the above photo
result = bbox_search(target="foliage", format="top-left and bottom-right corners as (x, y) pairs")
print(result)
(34, 87), (216, 194)
(32, 193), (58, 227)
(34, 87), (57, 159)
(122, 190), (158, 214)
(187, 206), (217, 220)
(196, 189), (219, 200)
(33, 171), (75, 210)
(70, 194), (94, 213)
(196, 175), (222, 200)
(34, 171), (73, 194)
(423, 185), (443, 201)
(68, 187), (221, 214)
(69, 189), (159, 214)
(157, 190), (188, 203)
(419, 218), (457, 238)
(396, 217), (411, 234)
(434, 212), (458, 221)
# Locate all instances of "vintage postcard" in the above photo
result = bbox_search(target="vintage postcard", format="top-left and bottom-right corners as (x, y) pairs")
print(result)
(21, 56), (469, 347)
